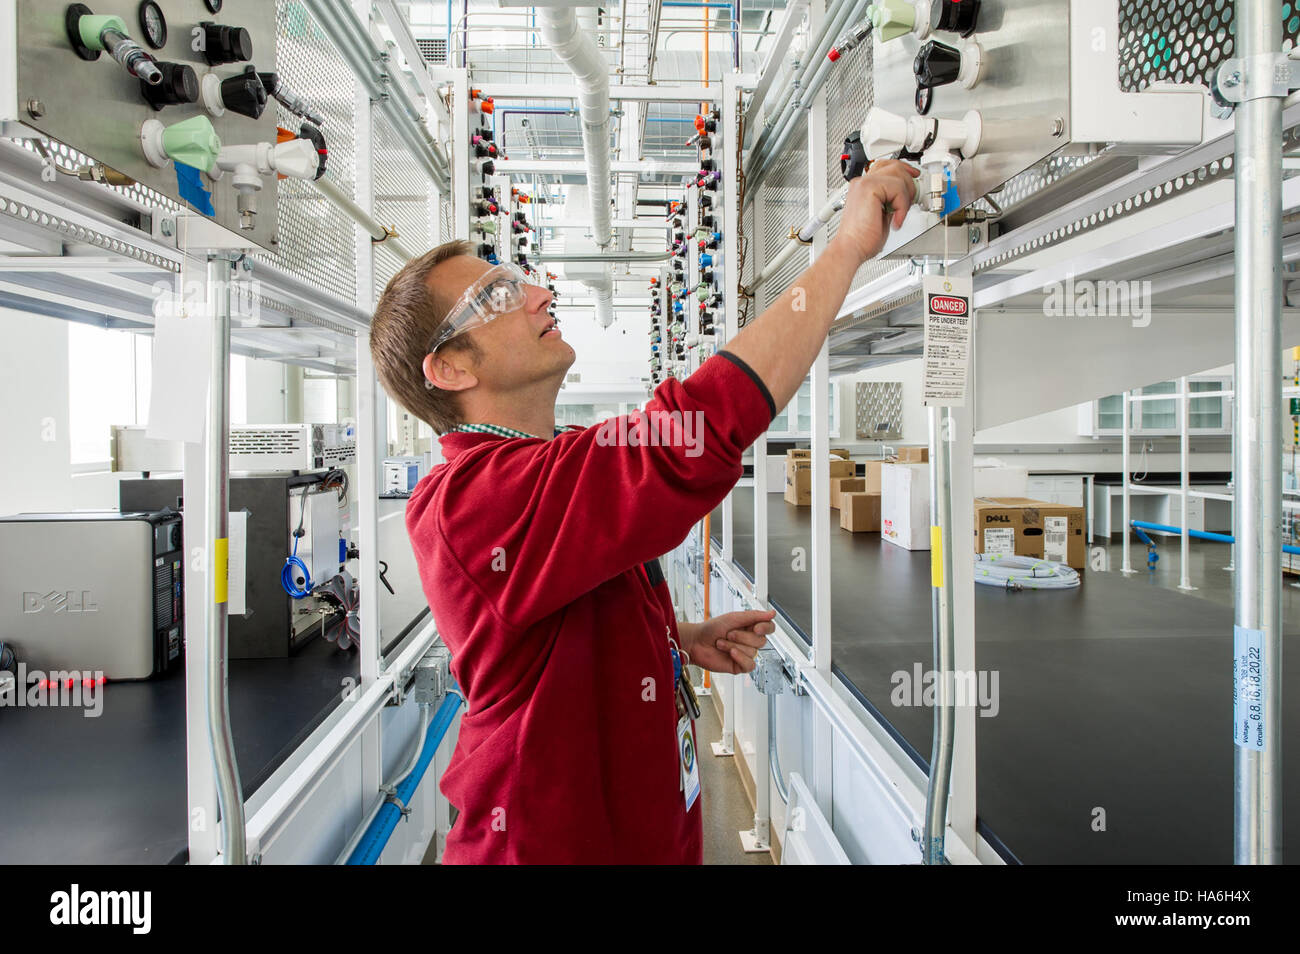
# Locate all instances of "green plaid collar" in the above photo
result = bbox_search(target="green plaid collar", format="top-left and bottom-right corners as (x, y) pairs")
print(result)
(448, 422), (566, 440)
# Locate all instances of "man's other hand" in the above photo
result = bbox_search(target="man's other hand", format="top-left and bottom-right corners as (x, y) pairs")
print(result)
(830, 160), (921, 266)
(680, 609), (777, 675)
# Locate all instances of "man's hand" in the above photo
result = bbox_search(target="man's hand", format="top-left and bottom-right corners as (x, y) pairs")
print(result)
(678, 609), (777, 675)
(830, 160), (920, 266)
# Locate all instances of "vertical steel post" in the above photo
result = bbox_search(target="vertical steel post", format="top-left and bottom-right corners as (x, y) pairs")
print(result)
(1233, 0), (1283, 865)
(1179, 376), (1195, 590)
(921, 260), (955, 865)
(204, 254), (246, 864)
(1122, 390), (1134, 573)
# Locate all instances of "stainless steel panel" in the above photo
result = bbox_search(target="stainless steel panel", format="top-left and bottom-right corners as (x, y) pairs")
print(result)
(871, 0), (1071, 256)
(15, 0), (280, 249)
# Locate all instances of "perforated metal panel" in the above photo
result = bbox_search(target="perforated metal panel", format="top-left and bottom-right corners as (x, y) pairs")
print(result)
(373, 110), (436, 299)
(759, 112), (810, 310)
(1117, 0), (1299, 92)
(253, 1), (359, 305)
(855, 381), (903, 441)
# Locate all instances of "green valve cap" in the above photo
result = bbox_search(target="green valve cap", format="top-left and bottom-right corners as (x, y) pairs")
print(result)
(161, 116), (222, 172)
(77, 13), (128, 51)
(870, 0), (917, 42)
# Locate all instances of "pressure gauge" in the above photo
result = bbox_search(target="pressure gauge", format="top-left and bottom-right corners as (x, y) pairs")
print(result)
(138, 1), (167, 49)
(204, 0), (223, 12)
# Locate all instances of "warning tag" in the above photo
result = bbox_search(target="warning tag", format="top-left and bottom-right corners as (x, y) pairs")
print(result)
(921, 274), (973, 407)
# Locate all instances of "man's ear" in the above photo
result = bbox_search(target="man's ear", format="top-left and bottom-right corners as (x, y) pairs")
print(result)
(423, 349), (478, 393)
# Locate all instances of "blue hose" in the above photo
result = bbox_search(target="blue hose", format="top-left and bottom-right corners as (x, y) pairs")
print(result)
(346, 688), (463, 865)
(1130, 519), (1300, 555)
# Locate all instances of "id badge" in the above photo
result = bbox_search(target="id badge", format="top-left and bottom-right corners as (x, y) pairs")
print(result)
(677, 716), (701, 811)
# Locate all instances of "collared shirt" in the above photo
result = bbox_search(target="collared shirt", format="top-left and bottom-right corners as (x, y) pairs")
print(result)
(407, 350), (777, 864)
(447, 422), (568, 440)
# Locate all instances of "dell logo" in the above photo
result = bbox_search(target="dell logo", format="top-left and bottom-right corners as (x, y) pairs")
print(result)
(22, 591), (99, 614)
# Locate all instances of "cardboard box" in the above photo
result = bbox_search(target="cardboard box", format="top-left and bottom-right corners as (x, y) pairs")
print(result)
(840, 492), (882, 532)
(896, 446), (929, 463)
(787, 448), (811, 460)
(831, 477), (866, 509)
(828, 458), (855, 479)
(974, 497), (1086, 569)
(829, 448), (851, 460)
(881, 463), (931, 549)
(784, 458), (811, 505)
(861, 460), (888, 493)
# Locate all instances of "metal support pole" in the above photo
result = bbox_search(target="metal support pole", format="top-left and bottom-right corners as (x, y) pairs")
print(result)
(1233, 0), (1283, 865)
(921, 262), (955, 865)
(204, 254), (246, 864)
(1179, 376), (1196, 590)
(1121, 390), (1135, 574)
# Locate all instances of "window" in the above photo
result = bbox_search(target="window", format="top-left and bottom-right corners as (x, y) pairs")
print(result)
(68, 325), (150, 467)
(767, 379), (838, 438)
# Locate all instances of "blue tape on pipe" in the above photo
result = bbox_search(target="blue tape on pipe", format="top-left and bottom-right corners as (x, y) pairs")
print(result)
(1233, 626), (1265, 750)
(174, 162), (214, 216)
(347, 688), (463, 865)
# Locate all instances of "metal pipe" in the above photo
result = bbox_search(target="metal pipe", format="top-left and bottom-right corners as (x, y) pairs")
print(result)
(747, 0), (856, 170)
(313, 176), (417, 262)
(745, 0), (811, 145)
(1233, 0), (1284, 865)
(1179, 377), (1194, 590)
(767, 692), (790, 804)
(1122, 390), (1134, 574)
(922, 258), (955, 866)
(346, 690), (463, 865)
(205, 255), (246, 864)
(742, 186), (844, 294)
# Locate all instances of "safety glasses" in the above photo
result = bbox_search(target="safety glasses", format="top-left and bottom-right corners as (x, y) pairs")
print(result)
(428, 263), (542, 352)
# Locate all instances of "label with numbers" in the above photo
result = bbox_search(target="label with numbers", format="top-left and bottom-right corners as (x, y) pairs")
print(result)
(983, 527), (1014, 556)
(1233, 625), (1265, 750)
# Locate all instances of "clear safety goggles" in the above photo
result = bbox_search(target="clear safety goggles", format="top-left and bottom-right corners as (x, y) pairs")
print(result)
(429, 263), (543, 352)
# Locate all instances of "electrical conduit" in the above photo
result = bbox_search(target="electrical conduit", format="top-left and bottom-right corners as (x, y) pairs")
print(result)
(345, 688), (463, 865)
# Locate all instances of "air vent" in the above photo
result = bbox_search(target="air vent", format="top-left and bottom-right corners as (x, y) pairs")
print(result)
(417, 37), (448, 64)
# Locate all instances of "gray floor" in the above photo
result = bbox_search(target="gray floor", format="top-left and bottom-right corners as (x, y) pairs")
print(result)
(697, 691), (772, 865)
(712, 486), (1300, 864)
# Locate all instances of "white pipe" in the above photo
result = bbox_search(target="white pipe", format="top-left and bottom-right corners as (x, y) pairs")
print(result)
(313, 176), (417, 263)
(742, 187), (845, 294)
(540, 6), (615, 326)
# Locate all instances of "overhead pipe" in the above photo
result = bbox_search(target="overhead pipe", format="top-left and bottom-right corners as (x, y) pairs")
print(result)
(540, 6), (616, 327)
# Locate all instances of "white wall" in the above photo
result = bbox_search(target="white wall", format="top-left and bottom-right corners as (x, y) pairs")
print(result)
(828, 356), (1234, 474)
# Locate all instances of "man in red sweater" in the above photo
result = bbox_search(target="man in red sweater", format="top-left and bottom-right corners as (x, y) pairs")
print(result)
(369, 161), (919, 863)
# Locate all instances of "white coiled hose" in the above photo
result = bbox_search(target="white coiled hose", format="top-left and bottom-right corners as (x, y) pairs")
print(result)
(974, 553), (1081, 590)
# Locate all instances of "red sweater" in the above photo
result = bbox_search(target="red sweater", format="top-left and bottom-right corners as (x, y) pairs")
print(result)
(405, 350), (776, 864)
